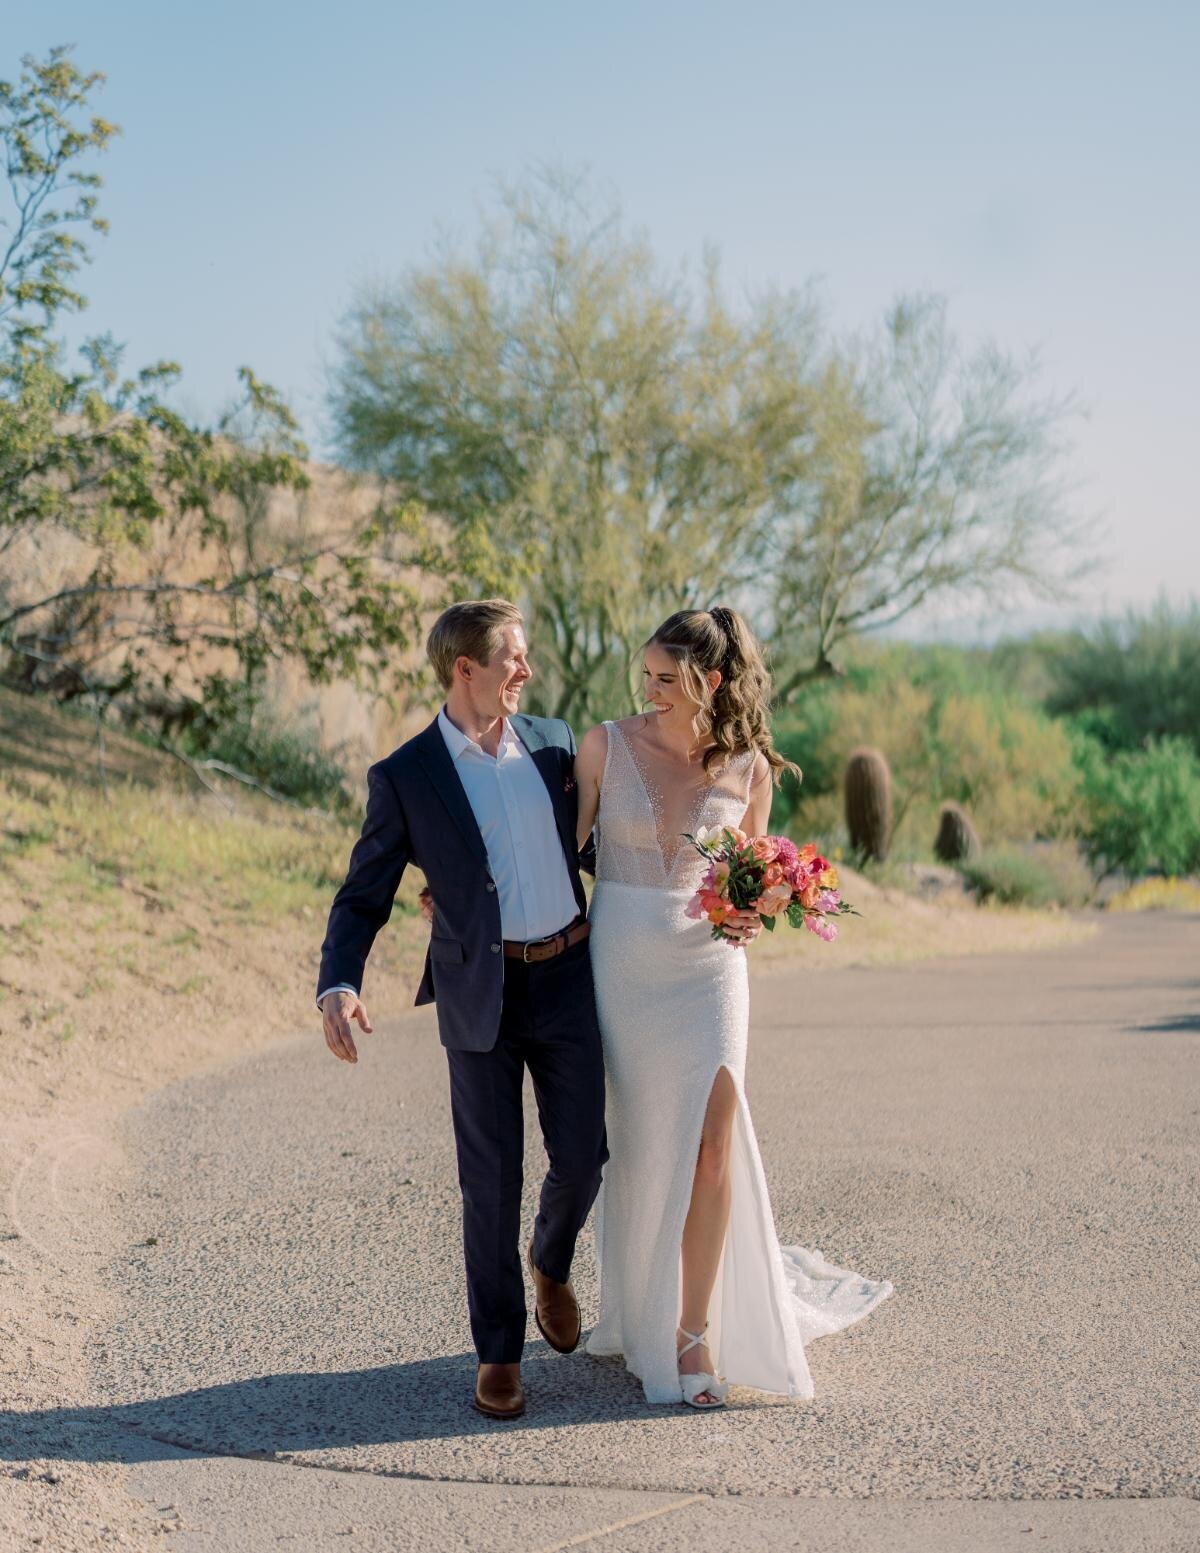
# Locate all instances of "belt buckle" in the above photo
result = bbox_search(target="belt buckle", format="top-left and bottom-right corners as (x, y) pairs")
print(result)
(522, 931), (557, 964)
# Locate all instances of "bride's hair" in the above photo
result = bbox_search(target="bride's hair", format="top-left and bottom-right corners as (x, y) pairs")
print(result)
(643, 607), (801, 786)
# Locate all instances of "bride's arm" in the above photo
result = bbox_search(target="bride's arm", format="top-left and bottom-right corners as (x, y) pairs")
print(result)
(739, 751), (774, 839)
(574, 724), (607, 852)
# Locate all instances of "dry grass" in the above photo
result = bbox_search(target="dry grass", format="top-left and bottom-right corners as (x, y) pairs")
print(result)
(0, 694), (431, 1102)
(1105, 876), (1200, 912)
(747, 866), (1094, 971)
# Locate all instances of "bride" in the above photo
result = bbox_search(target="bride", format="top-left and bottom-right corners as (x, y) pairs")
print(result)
(574, 606), (891, 1407)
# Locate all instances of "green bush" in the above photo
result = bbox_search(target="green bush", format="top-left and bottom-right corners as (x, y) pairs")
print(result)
(769, 640), (1080, 850)
(184, 708), (352, 811)
(1044, 600), (1200, 757)
(1076, 735), (1200, 877)
(961, 843), (1095, 908)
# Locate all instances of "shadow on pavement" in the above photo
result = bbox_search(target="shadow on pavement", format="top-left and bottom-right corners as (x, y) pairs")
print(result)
(1131, 1013), (1200, 1033)
(3, 1349), (671, 1464)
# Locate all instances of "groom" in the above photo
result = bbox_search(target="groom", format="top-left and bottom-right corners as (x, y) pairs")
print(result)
(316, 599), (607, 1420)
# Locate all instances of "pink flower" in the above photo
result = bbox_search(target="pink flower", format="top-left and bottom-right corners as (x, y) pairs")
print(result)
(804, 913), (838, 942)
(817, 889), (841, 914)
(684, 893), (706, 920)
(773, 836), (799, 871)
(763, 861), (785, 887)
(751, 836), (779, 864)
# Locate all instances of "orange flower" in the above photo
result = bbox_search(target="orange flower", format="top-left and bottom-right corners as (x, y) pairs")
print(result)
(800, 880), (820, 908)
(763, 862), (785, 886)
(751, 836), (779, 864)
(798, 842), (818, 863)
(757, 882), (793, 916)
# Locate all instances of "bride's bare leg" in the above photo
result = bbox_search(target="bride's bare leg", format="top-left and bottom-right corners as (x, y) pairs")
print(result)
(678, 1066), (738, 1401)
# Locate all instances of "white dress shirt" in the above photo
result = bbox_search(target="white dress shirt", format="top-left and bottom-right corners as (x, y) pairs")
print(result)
(317, 710), (578, 1006)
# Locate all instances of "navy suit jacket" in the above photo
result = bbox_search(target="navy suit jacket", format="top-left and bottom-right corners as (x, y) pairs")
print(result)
(317, 713), (591, 1052)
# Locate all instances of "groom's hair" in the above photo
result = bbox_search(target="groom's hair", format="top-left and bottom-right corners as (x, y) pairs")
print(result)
(427, 599), (524, 689)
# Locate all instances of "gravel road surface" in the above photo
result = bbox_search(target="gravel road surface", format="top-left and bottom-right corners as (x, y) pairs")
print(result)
(44, 913), (1200, 1548)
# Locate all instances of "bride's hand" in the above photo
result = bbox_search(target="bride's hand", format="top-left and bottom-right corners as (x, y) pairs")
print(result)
(722, 907), (762, 947)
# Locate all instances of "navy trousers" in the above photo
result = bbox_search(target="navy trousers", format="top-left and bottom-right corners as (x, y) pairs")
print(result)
(444, 933), (609, 1363)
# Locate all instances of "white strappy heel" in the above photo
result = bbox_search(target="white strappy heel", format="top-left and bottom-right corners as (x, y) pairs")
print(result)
(676, 1324), (729, 1409)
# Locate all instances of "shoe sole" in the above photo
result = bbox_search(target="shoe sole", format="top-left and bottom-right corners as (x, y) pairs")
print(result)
(473, 1396), (525, 1419)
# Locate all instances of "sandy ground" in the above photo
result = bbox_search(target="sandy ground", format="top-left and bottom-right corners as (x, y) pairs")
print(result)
(3, 909), (1196, 1550)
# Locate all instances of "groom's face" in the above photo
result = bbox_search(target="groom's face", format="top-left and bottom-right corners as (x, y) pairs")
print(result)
(463, 622), (532, 719)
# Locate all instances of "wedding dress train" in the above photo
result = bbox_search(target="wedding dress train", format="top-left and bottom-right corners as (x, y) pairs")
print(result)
(585, 718), (891, 1402)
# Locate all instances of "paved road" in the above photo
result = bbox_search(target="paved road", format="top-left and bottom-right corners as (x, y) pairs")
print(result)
(81, 914), (1200, 1546)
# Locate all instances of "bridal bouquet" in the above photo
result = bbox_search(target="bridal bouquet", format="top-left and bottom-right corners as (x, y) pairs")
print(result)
(683, 826), (857, 943)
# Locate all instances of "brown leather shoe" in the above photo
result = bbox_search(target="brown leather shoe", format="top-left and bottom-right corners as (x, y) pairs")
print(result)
(474, 1362), (525, 1419)
(527, 1238), (581, 1354)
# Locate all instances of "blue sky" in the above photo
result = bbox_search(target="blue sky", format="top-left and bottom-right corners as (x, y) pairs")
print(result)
(7, 1), (1198, 635)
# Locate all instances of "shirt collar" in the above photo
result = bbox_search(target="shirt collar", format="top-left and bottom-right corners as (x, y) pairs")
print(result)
(438, 706), (516, 761)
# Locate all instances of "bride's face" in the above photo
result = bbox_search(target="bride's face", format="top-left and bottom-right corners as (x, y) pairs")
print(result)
(641, 643), (720, 733)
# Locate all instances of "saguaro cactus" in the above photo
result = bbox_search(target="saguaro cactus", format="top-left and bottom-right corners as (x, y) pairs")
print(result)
(934, 801), (981, 864)
(843, 747), (893, 862)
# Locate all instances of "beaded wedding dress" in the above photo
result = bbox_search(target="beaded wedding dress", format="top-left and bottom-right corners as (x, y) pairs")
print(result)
(585, 718), (892, 1402)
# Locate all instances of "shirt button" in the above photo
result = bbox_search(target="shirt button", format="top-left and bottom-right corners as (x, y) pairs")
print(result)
(486, 881), (496, 892)
(490, 942), (501, 953)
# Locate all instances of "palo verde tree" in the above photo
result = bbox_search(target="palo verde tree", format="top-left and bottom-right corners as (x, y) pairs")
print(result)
(766, 294), (1090, 701)
(329, 167), (820, 723)
(331, 173), (1089, 721)
(0, 45), (426, 753)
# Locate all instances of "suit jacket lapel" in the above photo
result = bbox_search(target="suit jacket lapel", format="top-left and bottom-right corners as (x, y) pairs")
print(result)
(412, 719), (488, 865)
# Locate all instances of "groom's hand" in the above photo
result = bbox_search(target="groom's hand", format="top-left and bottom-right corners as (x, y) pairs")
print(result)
(322, 991), (373, 1064)
(418, 885), (434, 924)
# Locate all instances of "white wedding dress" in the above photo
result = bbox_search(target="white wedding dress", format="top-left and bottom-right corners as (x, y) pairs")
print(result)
(585, 718), (892, 1402)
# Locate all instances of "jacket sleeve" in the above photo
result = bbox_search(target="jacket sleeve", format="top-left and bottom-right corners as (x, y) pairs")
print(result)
(316, 762), (412, 1001)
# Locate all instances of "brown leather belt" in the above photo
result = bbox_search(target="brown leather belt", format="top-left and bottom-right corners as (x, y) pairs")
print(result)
(504, 919), (590, 964)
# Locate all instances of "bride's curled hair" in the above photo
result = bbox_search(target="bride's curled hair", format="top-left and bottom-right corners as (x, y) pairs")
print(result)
(644, 607), (801, 786)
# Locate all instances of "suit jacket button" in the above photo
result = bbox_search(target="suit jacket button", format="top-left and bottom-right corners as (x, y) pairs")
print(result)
(486, 881), (496, 892)
(490, 942), (501, 953)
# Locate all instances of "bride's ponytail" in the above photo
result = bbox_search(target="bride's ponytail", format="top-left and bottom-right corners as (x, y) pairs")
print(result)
(643, 607), (801, 786)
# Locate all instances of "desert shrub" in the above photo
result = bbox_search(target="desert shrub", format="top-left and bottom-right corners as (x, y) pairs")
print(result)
(184, 707), (352, 811)
(1044, 600), (1200, 757)
(768, 678), (839, 831)
(1076, 735), (1200, 878)
(961, 842), (1094, 908)
(771, 642), (1079, 853)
